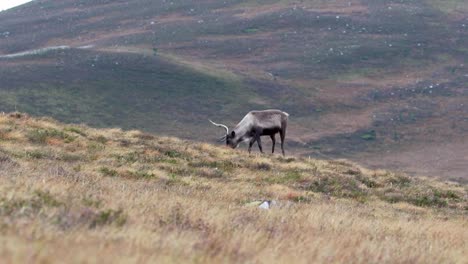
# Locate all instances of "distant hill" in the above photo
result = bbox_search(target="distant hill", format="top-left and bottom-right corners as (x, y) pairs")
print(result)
(0, 113), (466, 262)
(0, 0), (467, 180)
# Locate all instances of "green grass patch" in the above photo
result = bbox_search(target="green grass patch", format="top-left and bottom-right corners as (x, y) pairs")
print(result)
(99, 167), (118, 177)
(268, 170), (302, 184)
(90, 209), (126, 228)
(81, 197), (102, 208)
(25, 150), (49, 159)
(409, 194), (448, 208)
(166, 173), (188, 186)
(189, 160), (238, 173)
(197, 168), (225, 179)
(87, 142), (106, 153)
(253, 162), (272, 171)
(100, 167), (156, 179)
(386, 174), (412, 187)
(380, 185), (461, 208)
(356, 174), (380, 188)
(164, 150), (183, 158)
(128, 170), (156, 179)
(33, 190), (62, 207)
(64, 127), (87, 137)
(0, 190), (62, 216)
(288, 195), (311, 203)
(59, 152), (84, 162)
(306, 175), (368, 200)
(243, 27), (260, 34)
(27, 128), (76, 144)
(361, 130), (376, 141)
(95, 136), (108, 144)
(277, 157), (296, 163)
(114, 152), (140, 164)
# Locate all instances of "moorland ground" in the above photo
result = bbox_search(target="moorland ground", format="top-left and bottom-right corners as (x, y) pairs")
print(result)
(0, 113), (466, 263)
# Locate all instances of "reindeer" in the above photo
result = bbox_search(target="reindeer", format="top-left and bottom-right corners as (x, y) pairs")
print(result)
(209, 109), (288, 156)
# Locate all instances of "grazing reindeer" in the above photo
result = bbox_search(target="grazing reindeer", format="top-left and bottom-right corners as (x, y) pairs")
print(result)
(209, 109), (289, 155)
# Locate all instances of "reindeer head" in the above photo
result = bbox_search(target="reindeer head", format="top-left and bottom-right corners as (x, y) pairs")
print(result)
(209, 120), (240, 149)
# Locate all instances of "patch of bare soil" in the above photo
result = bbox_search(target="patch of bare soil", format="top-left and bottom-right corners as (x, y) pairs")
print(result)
(233, 3), (287, 19)
(304, 0), (368, 15)
(233, 0), (367, 19)
(0, 58), (56, 66)
(44, 28), (149, 48)
(199, 30), (286, 42)
(153, 13), (197, 24)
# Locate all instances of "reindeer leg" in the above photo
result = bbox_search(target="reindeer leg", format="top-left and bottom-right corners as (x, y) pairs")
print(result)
(256, 135), (264, 153)
(270, 134), (276, 154)
(248, 138), (256, 154)
(280, 130), (286, 156)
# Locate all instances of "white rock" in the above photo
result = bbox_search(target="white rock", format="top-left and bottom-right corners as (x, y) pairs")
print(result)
(259, 201), (270, 210)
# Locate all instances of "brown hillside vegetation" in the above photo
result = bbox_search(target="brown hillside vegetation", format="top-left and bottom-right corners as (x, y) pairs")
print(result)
(1, 0), (467, 180)
(0, 113), (467, 263)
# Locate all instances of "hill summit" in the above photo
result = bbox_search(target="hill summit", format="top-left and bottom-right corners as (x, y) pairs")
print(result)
(0, 113), (466, 263)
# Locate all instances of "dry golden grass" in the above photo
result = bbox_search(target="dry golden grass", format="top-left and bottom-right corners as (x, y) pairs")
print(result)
(0, 113), (466, 263)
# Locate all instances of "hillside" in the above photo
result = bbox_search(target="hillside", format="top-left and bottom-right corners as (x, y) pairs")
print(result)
(0, 0), (467, 180)
(0, 113), (466, 263)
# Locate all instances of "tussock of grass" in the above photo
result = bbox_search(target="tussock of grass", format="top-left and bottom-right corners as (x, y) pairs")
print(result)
(99, 167), (118, 177)
(0, 113), (466, 263)
(27, 128), (76, 144)
(90, 209), (127, 228)
(0, 190), (61, 216)
(64, 127), (87, 137)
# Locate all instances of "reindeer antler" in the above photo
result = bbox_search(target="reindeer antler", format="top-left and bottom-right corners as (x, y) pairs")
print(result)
(209, 119), (229, 141)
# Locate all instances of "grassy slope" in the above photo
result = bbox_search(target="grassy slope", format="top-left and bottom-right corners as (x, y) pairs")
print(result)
(0, 113), (466, 263)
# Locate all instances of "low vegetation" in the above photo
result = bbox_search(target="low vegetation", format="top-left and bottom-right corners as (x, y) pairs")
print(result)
(1, 0), (467, 181)
(0, 113), (466, 263)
